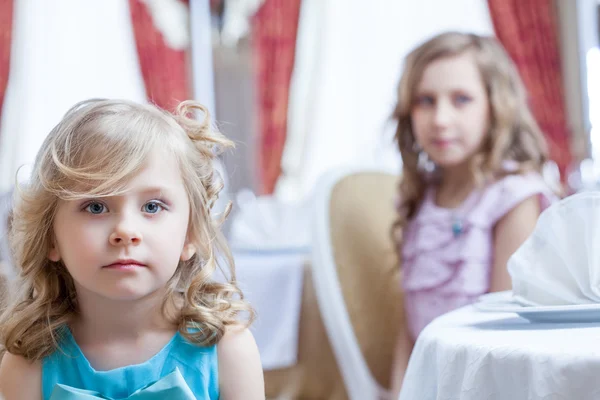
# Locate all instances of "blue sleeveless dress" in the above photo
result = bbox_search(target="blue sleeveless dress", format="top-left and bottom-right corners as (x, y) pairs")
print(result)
(42, 329), (219, 399)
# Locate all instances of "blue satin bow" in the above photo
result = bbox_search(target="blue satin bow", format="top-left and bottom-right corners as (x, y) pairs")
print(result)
(49, 368), (196, 400)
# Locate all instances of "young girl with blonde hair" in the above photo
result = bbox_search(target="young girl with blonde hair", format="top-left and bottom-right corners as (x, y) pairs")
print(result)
(391, 31), (559, 395)
(0, 99), (264, 399)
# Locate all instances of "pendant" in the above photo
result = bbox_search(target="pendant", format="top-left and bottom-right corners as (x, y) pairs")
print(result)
(452, 217), (463, 238)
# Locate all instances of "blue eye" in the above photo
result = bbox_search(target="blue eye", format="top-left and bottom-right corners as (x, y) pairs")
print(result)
(85, 202), (107, 214)
(415, 95), (435, 106)
(454, 95), (472, 105)
(143, 201), (165, 214)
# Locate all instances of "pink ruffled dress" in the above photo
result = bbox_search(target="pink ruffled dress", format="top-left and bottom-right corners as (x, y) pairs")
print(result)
(400, 173), (557, 339)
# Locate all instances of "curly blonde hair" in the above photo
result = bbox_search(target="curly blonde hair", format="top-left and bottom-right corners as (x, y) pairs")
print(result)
(1, 99), (254, 360)
(394, 31), (551, 241)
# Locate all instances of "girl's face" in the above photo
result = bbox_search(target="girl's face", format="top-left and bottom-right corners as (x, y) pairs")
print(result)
(411, 52), (490, 169)
(49, 148), (197, 302)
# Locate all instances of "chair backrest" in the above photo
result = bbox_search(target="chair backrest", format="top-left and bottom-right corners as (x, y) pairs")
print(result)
(311, 167), (406, 400)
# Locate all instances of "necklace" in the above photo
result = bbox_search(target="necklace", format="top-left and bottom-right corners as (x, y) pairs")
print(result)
(451, 215), (464, 238)
(435, 187), (470, 238)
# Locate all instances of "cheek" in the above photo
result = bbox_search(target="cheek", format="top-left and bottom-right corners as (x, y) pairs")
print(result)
(151, 216), (190, 249)
(463, 108), (489, 144)
(410, 110), (429, 139)
(56, 223), (107, 258)
(72, 224), (107, 244)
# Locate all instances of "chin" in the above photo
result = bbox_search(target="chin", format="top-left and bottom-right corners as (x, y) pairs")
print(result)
(102, 292), (152, 302)
(433, 156), (469, 168)
(100, 285), (163, 302)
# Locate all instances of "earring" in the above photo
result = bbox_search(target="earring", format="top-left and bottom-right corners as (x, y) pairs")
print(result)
(417, 151), (436, 174)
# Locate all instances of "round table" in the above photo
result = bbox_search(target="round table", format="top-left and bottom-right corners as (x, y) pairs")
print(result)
(399, 304), (600, 400)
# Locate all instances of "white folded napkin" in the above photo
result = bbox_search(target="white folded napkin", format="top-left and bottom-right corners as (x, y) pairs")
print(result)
(228, 189), (311, 251)
(508, 191), (600, 306)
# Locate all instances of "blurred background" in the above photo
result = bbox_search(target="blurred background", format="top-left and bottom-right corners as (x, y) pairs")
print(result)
(0, 0), (596, 206)
(0, 1), (598, 399)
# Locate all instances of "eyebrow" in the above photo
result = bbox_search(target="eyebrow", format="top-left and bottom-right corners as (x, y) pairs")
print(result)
(133, 186), (175, 197)
(415, 86), (476, 93)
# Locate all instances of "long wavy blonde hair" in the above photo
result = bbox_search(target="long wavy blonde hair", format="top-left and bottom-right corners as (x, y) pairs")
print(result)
(1, 99), (254, 360)
(394, 32), (550, 242)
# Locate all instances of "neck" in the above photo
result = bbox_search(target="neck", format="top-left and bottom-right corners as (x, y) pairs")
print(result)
(71, 286), (176, 344)
(439, 161), (473, 191)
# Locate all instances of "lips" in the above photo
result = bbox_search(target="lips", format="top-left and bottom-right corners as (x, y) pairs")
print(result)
(432, 139), (455, 148)
(103, 259), (146, 269)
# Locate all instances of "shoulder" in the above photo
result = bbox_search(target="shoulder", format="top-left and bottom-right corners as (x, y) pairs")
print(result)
(491, 175), (544, 249)
(487, 172), (551, 198)
(0, 352), (42, 400)
(217, 325), (264, 400)
(483, 172), (556, 224)
(495, 194), (541, 229)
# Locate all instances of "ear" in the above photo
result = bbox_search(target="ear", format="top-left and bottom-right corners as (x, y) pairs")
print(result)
(48, 245), (61, 262)
(180, 242), (197, 261)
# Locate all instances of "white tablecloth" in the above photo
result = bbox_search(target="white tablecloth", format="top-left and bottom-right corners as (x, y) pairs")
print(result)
(400, 305), (600, 400)
(233, 249), (307, 371)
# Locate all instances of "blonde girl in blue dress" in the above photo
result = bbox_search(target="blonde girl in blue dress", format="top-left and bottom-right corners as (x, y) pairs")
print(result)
(0, 99), (265, 399)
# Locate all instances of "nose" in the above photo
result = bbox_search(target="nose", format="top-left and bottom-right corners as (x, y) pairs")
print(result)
(109, 214), (142, 246)
(433, 99), (454, 128)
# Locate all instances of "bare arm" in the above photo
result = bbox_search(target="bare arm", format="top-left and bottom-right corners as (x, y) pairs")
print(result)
(490, 195), (541, 292)
(218, 325), (265, 400)
(0, 352), (41, 400)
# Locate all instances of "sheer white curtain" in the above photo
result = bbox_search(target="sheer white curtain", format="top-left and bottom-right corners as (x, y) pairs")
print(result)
(275, 0), (495, 202)
(189, 0), (232, 222)
(0, 0), (147, 191)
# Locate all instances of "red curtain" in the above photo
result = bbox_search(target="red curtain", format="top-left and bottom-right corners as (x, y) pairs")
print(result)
(129, 0), (191, 111)
(0, 0), (13, 127)
(252, 0), (302, 194)
(488, 0), (572, 177)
